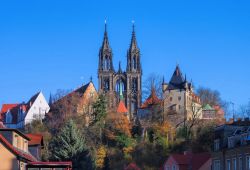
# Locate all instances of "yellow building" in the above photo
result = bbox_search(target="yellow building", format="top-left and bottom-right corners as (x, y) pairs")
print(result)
(0, 128), (36, 170)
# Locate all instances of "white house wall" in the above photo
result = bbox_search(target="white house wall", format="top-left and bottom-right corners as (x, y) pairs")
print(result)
(24, 92), (50, 125)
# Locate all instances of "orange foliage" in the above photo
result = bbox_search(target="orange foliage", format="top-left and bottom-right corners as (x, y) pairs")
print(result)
(105, 111), (131, 139)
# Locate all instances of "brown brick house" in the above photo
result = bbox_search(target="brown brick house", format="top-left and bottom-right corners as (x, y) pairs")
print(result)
(212, 119), (250, 170)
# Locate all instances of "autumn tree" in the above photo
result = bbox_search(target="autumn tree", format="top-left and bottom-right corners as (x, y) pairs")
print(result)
(96, 145), (107, 169)
(105, 111), (131, 143)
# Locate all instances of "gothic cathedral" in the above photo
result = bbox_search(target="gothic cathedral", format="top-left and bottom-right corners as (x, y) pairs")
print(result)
(98, 23), (142, 119)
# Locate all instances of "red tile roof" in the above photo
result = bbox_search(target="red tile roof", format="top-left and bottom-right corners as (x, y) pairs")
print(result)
(124, 163), (141, 170)
(26, 134), (44, 146)
(0, 134), (36, 162)
(141, 88), (161, 109)
(0, 103), (29, 124)
(165, 152), (211, 170)
(191, 93), (201, 104)
(0, 104), (19, 114)
(117, 100), (128, 113)
(28, 161), (72, 166)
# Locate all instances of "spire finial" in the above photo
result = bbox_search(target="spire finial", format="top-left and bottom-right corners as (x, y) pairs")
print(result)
(132, 20), (135, 33)
(104, 19), (107, 34)
(90, 76), (93, 82)
(118, 61), (122, 73)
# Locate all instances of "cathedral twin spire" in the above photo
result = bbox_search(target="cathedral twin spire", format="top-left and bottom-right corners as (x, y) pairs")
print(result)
(99, 22), (140, 73)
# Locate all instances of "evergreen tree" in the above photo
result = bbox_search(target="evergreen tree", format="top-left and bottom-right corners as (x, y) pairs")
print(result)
(92, 94), (107, 123)
(49, 119), (94, 170)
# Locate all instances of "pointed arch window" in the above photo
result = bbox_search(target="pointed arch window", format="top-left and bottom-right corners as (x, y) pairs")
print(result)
(116, 79), (125, 93)
(103, 56), (111, 70)
(104, 78), (110, 91)
(132, 78), (137, 92)
(132, 56), (137, 70)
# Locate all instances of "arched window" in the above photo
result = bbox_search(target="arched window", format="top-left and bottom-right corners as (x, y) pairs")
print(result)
(132, 56), (137, 70)
(104, 78), (110, 91)
(132, 78), (137, 91)
(116, 79), (125, 93)
(103, 56), (110, 70)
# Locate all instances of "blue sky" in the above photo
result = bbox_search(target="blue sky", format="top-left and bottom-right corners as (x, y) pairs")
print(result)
(0, 0), (249, 110)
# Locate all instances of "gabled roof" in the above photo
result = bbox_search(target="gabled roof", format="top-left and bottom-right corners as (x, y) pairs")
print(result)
(0, 128), (30, 140)
(167, 65), (186, 90)
(141, 88), (161, 109)
(0, 104), (19, 115)
(117, 100), (128, 113)
(203, 104), (213, 110)
(27, 92), (40, 106)
(74, 82), (92, 95)
(166, 152), (211, 170)
(26, 134), (44, 147)
(54, 82), (96, 104)
(0, 134), (36, 162)
(0, 92), (44, 124)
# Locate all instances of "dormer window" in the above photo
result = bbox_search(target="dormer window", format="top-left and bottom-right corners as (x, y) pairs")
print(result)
(6, 111), (12, 124)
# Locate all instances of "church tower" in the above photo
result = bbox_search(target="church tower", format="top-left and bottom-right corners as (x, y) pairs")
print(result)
(98, 23), (115, 108)
(126, 24), (142, 118)
(97, 22), (142, 120)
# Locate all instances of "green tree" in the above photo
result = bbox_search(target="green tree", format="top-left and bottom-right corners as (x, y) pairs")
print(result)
(49, 119), (94, 170)
(92, 94), (107, 123)
(91, 94), (107, 141)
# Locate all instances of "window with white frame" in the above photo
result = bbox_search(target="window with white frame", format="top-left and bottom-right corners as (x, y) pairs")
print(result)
(246, 156), (250, 170)
(213, 160), (220, 170)
(227, 159), (231, 170)
(232, 158), (236, 170)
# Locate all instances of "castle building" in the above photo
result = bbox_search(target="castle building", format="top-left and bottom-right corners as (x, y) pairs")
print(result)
(98, 23), (142, 119)
(162, 65), (202, 124)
